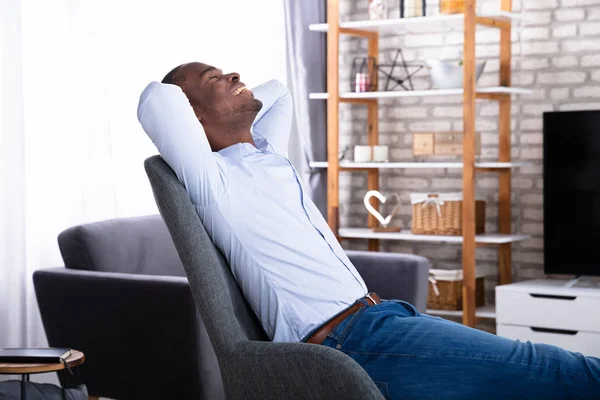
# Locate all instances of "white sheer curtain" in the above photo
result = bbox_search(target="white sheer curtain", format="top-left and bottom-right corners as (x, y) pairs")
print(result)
(0, 0), (286, 365)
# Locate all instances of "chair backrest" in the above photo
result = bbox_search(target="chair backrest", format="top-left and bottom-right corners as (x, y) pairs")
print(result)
(57, 214), (186, 276)
(144, 155), (269, 356)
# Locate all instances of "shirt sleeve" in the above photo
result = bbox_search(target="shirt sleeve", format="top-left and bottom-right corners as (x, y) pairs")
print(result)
(251, 79), (293, 157)
(137, 81), (226, 206)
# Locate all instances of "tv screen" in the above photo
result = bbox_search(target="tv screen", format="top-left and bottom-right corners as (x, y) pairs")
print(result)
(543, 110), (600, 277)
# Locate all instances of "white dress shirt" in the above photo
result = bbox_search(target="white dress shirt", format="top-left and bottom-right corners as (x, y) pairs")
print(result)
(137, 79), (368, 343)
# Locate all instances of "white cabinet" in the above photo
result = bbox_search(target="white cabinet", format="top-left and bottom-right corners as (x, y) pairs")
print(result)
(495, 279), (600, 358)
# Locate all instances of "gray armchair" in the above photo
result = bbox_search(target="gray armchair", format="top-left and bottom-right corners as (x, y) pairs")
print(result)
(143, 155), (430, 400)
(32, 156), (429, 400)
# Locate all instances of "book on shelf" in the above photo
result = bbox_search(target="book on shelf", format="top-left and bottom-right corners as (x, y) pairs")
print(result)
(0, 347), (72, 363)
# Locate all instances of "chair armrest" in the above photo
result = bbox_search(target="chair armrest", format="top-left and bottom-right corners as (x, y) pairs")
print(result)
(32, 267), (218, 400)
(346, 250), (431, 312)
(220, 341), (383, 400)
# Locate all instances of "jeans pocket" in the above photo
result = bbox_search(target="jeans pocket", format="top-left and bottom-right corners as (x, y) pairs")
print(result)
(327, 305), (365, 349)
(373, 380), (391, 400)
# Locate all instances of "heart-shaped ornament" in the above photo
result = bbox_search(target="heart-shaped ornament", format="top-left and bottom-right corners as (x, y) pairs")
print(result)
(363, 190), (401, 228)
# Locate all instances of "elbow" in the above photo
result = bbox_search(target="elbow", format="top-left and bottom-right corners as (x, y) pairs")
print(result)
(269, 79), (290, 96)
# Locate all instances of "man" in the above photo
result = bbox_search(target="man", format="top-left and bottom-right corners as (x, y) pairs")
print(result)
(137, 62), (599, 399)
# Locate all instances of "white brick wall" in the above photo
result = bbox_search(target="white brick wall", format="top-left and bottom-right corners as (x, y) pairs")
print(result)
(555, 8), (585, 20)
(334, 0), (600, 313)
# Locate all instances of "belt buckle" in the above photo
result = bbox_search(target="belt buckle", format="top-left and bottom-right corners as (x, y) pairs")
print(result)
(365, 293), (377, 305)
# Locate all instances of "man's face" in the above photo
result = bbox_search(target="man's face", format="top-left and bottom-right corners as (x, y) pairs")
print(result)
(176, 62), (262, 123)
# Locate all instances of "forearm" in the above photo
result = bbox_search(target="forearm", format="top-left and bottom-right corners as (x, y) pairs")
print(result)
(252, 79), (291, 123)
(251, 80), (293, 156)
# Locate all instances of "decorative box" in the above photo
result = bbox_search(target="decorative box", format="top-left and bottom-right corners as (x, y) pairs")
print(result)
(411, 192), (485, 236)
(412, 131), (481, 157)
(427, 269), (485, 311)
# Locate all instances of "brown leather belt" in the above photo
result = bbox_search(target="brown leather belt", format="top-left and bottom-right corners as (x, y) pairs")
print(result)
(305, 292), (381, 345)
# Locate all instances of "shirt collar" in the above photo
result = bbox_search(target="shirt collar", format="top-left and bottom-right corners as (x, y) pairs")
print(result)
(253, 134), (271, 153)
(216, 134), (273, 160)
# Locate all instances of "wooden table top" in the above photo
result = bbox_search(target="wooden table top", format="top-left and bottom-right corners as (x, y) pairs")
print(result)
(0, 350), (85, 374)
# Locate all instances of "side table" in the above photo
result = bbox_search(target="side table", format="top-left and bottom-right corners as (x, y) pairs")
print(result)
(0, 350), (86, 399)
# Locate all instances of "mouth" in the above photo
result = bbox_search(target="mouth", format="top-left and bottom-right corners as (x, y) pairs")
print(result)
(232, 85), (252, 96)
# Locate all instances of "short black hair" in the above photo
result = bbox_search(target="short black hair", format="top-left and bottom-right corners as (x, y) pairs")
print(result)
(161, 64), (186, 86)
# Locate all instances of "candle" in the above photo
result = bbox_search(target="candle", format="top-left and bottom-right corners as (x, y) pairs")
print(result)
(372, 145), (389, 162)
(402, 0), (423, 17)
(355, 72), (370, 92)
(354, 145), (372, 162)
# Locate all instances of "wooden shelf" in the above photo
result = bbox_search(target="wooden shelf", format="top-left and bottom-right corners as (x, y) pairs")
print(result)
(426, 304), (496, 319)
(309, 87), (532, 100)
(317, 0), (524, 328)
(310, 161), (529, 169)
(338, 228), (530, 244)
(309, 12), (527, 33)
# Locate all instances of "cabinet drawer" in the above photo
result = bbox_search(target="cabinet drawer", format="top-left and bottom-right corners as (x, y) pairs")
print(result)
(497, 323), (600, 358)
(495, 289), (600, 332)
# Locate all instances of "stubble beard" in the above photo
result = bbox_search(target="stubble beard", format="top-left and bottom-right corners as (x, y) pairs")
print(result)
(220, 98), (263, 133)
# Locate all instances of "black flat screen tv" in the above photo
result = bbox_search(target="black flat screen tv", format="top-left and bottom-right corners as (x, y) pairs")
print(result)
(543, 110), (600, 277)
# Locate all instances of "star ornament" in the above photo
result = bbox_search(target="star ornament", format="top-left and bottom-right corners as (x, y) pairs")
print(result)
(376, 49), (424, 91)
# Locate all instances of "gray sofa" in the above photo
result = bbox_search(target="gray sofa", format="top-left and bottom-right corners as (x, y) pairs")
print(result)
(33, 159), (430, 399)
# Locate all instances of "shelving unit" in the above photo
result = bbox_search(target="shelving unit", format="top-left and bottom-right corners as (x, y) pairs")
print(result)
(309, 161), (530, 169)
(427, 304), (496, 319)
(308, 10), (527, 33)
(338, 228), (529, 245)
(309, 86), (531, 100)
(310, 0), (531, 327)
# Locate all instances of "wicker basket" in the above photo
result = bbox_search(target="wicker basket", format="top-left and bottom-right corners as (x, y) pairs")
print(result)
(427, 269), (485, 311)
(411, 193), (485, 236)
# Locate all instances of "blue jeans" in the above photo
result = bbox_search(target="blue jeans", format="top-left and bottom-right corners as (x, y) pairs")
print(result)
(318, 299), (600, 399)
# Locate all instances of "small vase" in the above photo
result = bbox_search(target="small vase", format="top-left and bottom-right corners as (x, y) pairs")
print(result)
(368, 0), (388, 20)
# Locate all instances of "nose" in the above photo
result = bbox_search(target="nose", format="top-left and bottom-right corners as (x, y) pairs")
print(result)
(226, 72), (240, 82)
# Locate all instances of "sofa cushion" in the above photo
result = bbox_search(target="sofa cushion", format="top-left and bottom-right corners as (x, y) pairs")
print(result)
(57, 214), (185, 276)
